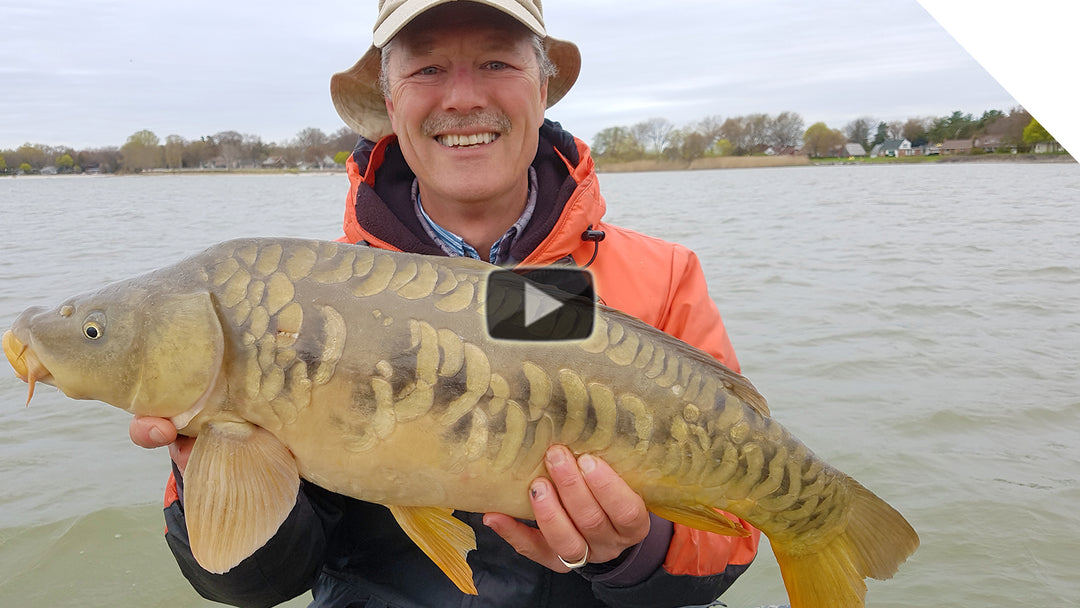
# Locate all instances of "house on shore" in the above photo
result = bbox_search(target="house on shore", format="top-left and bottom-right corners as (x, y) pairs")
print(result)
(844, 143), (867, 157)
(870, 138), (913, 158)
(765, 145), (801, 156)
(941, 139), (974, 155)
(974, 134), (1017, 153)
(1032, 141), (1065, 153)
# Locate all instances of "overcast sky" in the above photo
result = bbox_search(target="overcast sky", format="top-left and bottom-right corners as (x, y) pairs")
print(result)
(0, 0), (1028, 151)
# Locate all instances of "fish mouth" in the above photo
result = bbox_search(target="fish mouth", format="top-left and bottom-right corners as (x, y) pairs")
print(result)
(3, 330), (54, 406)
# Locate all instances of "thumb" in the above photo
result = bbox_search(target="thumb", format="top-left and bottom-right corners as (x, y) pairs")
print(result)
(129, 415), (178, 449)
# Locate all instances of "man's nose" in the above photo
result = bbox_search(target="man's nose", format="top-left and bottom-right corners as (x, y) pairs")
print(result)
(441, 67), (487, 113)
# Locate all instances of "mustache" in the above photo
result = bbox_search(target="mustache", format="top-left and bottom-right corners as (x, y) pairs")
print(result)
(421, 111), (512, 137)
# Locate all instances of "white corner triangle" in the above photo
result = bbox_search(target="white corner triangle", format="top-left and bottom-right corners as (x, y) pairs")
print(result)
(916, 0), (1079, 156)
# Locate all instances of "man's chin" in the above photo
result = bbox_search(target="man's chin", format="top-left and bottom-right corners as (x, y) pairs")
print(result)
(418, 176), (520, 208)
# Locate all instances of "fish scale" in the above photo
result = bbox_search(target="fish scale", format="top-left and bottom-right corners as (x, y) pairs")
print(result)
(3, 237), (918, 608)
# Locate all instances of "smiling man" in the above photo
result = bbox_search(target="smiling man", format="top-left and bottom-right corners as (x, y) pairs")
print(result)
(379, 5), (548, 257)
(130, 1), (760, 606)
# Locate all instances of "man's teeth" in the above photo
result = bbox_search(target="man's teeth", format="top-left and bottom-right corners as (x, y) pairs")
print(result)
(437, 133), (498, 147)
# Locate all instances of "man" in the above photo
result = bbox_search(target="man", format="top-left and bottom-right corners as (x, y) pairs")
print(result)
(130, 1), (760, 606)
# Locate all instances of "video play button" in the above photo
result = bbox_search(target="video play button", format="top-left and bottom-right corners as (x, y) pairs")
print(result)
(523, 281), (564, 327)
(486, 267), (595, 341)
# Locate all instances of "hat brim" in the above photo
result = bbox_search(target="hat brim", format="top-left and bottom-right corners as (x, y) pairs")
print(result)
(330, 37), (580, 142)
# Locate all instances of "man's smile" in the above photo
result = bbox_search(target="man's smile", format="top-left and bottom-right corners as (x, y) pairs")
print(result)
(436, 132), (501, 148)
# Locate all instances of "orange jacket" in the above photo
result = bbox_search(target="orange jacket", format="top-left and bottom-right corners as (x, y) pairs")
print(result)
(340, 122), (761, 582)
(165, 122), (760, 608)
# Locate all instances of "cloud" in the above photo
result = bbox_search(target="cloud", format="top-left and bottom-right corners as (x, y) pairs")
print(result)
(0, 0), (1019, 149)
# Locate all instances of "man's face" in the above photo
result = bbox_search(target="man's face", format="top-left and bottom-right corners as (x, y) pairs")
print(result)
(383, 7), (548, 211)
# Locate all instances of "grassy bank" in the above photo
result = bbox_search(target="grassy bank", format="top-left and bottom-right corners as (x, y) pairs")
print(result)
(595, 152), (1074, 173)
(812, 152), (1074, 166)
(596, 156), (810, 173)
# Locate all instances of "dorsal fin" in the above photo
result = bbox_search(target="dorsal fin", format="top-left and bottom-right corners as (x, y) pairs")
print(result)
(599, 306), (771, 417)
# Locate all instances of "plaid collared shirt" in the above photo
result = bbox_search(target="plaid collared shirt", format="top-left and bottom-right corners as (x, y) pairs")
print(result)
(413, 167), (537, 266)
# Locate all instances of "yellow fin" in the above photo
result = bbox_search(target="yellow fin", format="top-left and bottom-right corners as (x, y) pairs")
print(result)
(387, 505), (478, 595)
(648, 504), (751, 537)
(184, 421), (300, 574)
(772, 479), (919, 608)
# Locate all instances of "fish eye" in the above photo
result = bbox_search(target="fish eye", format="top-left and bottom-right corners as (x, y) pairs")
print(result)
(83, 322), (103, 340)
(82, 312), (106, 340)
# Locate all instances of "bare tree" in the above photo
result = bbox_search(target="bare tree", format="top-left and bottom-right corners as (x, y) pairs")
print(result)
(768, 111), (805, 148)
(844, 117), (875, 151)
(980, 106), (1032, 148)
(295, 127), (330, 165)
(242, 134), (269, 167)
(183, 138), (215, 169)
(695, 115), (725, 149)
(329, 126), (359, 154)
(214, 130), (244, 169)
(669, 129), (710, 161)
(745, 113), (771, 152)
(77, 147), (120, 173)
(633, 117), (674, 156)
(720, 116), (750, 154)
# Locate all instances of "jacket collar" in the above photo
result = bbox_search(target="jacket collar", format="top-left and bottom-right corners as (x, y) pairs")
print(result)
(344, 119), (604, 266)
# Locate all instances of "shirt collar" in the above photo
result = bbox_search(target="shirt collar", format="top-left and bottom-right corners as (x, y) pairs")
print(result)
(413, 166), (537, 265)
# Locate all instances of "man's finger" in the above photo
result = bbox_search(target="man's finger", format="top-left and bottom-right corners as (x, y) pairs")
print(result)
(129, 415), (177, 449)
(529, 476), (591, 568)
(544, 446), (611, 537)
(483, 512), (569, 572)
(578, 454), (650, 538)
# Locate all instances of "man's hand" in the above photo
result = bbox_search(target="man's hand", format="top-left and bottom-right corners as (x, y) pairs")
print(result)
(129, 415), (195, 475)
(483, 445), (651, 572)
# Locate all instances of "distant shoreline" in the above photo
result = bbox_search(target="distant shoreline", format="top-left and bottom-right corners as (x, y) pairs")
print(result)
(595, 152), (1075, 173)
(7, 153), (1073, 179)
(4, 168), (348, 178)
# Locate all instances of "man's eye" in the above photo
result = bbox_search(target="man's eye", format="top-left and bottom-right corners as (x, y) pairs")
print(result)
(416, 66), (439, 76)
(485, 61), (508, 71)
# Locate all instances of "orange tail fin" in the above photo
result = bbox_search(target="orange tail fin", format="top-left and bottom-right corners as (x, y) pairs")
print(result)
(772, 480), (919, 608)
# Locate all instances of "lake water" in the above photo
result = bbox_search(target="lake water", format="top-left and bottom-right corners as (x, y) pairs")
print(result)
(1, 163), (1078, 607)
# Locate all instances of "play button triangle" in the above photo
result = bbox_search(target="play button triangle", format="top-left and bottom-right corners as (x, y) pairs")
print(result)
(523, 281), (564, 327)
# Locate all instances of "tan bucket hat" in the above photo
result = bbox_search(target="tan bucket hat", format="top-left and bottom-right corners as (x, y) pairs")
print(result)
(330, 0), (581, 141)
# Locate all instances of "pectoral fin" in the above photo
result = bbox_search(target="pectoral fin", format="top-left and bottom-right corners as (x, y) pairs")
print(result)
(648, 504), (752, 537)
(387, 505), (478, 595)
(184, 420), (300, 574)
